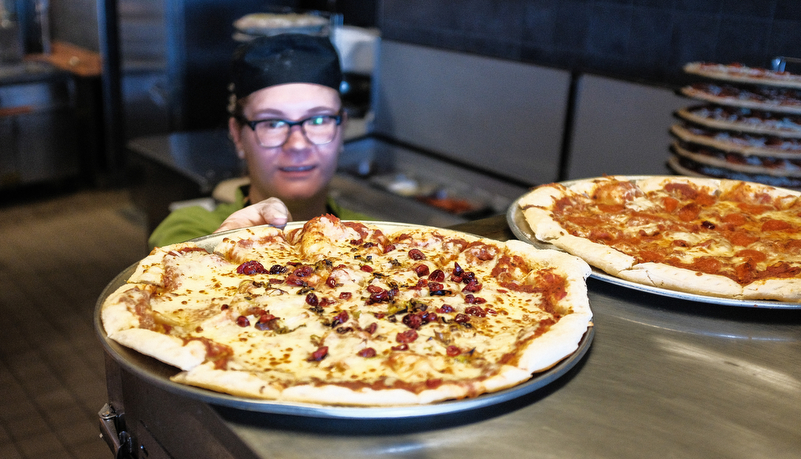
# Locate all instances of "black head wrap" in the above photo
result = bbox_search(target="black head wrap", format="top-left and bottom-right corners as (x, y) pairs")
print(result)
(230, 33), (342, 99)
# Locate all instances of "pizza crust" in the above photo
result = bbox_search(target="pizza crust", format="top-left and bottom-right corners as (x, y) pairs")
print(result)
(742, 278), (801, 302)
(110, 328), (207, 371)
(618, 262), (743, 299)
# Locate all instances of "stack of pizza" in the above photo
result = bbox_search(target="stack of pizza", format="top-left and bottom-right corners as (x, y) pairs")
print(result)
(670, 62), (801, 189)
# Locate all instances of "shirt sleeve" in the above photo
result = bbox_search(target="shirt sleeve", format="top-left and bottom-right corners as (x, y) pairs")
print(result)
(148, 201), (244, 249)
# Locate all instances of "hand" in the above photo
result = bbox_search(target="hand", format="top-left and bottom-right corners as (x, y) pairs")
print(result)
(214, 197), (292, 233)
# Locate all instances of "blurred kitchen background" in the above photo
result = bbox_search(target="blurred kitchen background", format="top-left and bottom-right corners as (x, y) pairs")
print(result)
(1, 3), (801, 456)
(2, 0), (801, 236)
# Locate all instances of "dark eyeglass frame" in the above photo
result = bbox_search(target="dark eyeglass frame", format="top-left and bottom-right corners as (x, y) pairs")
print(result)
(236, 112), (343, 148)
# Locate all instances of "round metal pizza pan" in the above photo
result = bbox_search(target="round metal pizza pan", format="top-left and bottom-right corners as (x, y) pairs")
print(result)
(95, 222), (595, 419)
(507, 189), (801, 310)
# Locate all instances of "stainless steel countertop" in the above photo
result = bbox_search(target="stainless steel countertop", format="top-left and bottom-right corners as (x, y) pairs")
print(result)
(104, 215), (801, 458)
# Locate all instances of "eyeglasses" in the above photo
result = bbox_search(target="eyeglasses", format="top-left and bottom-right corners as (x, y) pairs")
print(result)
(237, 113), (343, 148)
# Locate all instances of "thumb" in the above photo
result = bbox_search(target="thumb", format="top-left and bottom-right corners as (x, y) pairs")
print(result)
(214, 197), (292, 233)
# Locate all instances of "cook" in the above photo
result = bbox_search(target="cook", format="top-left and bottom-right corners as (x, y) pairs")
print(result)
(148, 33), (370, 249)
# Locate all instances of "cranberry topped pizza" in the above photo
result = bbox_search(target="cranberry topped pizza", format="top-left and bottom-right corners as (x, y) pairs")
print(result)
(519, 176), (801, 302)
(101, 216), (592, 406)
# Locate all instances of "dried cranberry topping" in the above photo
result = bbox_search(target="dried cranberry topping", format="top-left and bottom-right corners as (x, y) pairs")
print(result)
(391, 344), (409, 351)
(285, 275), (306, 287)
(446, 345), (461, 357)
(421, 312), (437, 323)
(220, 304), (229, 311)
(428, 269), (445, 282)
(465, 294), (488, 304)
(236, 261), (268, 275)
(428, 282), (444, 291)
(383, 244), (396, 253)
(308, 346), (328, 361)
(414, 264), (430, 277)
(339, 292), (352, 300)
(294, 265), (313, 277)
(258, 313), (276, 323)
(396, 329), (419, 343)
(437, 304), (455, 313)
(360, 265), (373, 272)
(365, 322), (378, 334)
(269, 264), (288, 274)
(332, 311), (349, 327)
(366, 286), (391, 304)
(465, 306), (486, 317)
(236, 316), (250, 327)
(462, 280), (482, 293)
(454, 313), (470, 323)
(305, 292), (319, 307)
(428, 282), (450, 296)
(408, 249), (425, 260)
(326, 276), (338, 288)
(358, 348), (377, 358)
(402, 313), (423, 329)
(255, 315), (279, 331)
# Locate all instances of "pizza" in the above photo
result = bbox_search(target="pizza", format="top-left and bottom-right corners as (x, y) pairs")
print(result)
(668, 155), (801, 190)
(670, 123), (801, 158)
(675, 105), (801, 138)
(519, 175), (801, 302)
(671, 141), (801, 178)
(680, 83), (801, 115)
(683, 62), (801, 89)
(100, 215), (592, 406)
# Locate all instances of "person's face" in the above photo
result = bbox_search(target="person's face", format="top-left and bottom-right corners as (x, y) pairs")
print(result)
(229, 83), (344, 204)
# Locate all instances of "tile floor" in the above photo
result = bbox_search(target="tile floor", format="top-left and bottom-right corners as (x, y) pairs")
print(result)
(0, 186), (150, 459)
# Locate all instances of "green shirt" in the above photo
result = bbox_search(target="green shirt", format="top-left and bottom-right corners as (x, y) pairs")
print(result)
(148, 187), (371, 249)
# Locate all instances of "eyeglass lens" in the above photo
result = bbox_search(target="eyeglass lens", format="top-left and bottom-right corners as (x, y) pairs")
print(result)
(255, 116), (339, 147)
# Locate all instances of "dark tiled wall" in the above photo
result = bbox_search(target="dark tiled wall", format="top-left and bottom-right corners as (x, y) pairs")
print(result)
(379, 0), (801, 88)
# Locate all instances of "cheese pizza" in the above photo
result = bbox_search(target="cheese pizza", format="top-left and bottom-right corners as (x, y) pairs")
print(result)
(519, 176), (801, 302)
(101, 216), (592, 406)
